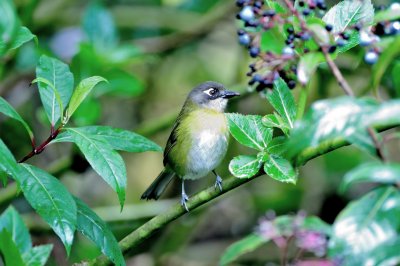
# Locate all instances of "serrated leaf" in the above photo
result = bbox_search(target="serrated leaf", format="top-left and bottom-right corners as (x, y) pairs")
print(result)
(74, 197), (125, 266)
(22, 245), (53, 266)
(267, 136), (287, 156)
(0, 206), (31, 254)
(83, 2), (118, 51)
(329, 186), (400, 264)
(340, 162), (400, 193)
(9, 26), (35, 51)
(0, 139), (19, 177)
(261, 28), (285, 54)
(36, 55), (74, 126)
(220, 234), (267, 266)
(229, 155), (261, 178)
(286, 97), (379, 159)
(0, 230), (25, 266)
(54, 128), (126, 208)
(0, 96), (34, 139)
(16, 164), (77, 255)
(66, 76), (106, 121)
(322, 0), (374, 33)
(226, 113), (273, 150)
(266, 79), (296, 128)
(264, 155), (297, 184)
(262, 114), (281, 128)
(56, 125), (161, 152)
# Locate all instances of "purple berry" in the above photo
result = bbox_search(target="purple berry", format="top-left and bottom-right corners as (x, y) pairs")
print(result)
(249, 46), (260, 57)
(239, 6), (255, 22)
(359, 31), (373, 46)
(364, 51), (378, 65)
(325, 24), (333, 32)
(239, 34), (251, 46)
(282, 46), (295, 56)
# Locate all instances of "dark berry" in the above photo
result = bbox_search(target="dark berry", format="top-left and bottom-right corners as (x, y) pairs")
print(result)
(249, 63), (256, 71)
(263, 9), (276, 17)
(302, 8), (311, 16)
(253, 74), (262, 82)
(374, 22), (385, 36)
(249, 46), (260, 57)
(359, 31), (373, 46)
(301, 32), (311, 41)
(336, 38), (347, 47)
(290, 65), (297, 73)
(354, 23), (362, 31)
(389, 21), (400, 35)
(254, 1), (263, 8)
(262, 79), (274, 88)
(341, 32), (350, 40)
(287, 26), (294, 34)
(245, 20), (259, 28)
(364, 51), (378, 65)
(236, 0), (246, 7)
(239, 34), (251, 46)
(303, 48), (310, 53)
(325, 24), (333, 32)
(288, 80), (296, 89)
(317, 3), (327, 10)
(328, 45), (337, 53)
(237, 29), (246, 35)
(299, 1), (305, 7)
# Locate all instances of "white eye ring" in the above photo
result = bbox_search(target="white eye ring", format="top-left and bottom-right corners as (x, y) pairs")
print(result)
(204, 88), (217, 96)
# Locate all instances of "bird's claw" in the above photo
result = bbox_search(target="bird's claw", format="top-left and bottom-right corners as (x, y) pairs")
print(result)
(181, 192), (189, 212)
(214, 175), (223, 191)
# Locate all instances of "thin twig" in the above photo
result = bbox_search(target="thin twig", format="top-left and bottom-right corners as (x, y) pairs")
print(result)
(367, 127), (386, 161)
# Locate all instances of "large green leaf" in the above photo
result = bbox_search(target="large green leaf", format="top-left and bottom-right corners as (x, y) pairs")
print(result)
(0, 0), (19, 56)
(329, 186), (400, 264)
(36, 55), (74, 125)
(260, 27), (285, 54)
(56, 126), (161, 153)
(264, 155), (297, 184)
(0, 230), (25, 266)
(340, 162), (400, 193)
(226, 113), (272, 151)
(66, 76), (106, 121)
(266, 136), (287, 156)
(22, 245), (53, 266)
(0, 206), (31, 254)
(75, 197), (125, 266)
(364, 239), (400, 266)
(229, 155), (261, 179)
(54, 128), (126, 208)
(220, 234), (267, 266)
(16, 164), (77, 254)
(0, 96), (33, 140)
(0, 139), (19, 177)
(82, 2), (118, 51)
(266, 78), (296, 129)
(322, 0), (374, 33)
(286, 97), (380, 159)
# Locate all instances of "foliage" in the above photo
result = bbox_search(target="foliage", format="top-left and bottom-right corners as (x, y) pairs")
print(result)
(0, 0), (400, 265)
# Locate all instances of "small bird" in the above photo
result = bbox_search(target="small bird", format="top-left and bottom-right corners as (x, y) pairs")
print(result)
(141, 81), (240, 210)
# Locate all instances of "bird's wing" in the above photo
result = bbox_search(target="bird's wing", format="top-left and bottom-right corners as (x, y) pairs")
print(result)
(163, 107), (186, 166)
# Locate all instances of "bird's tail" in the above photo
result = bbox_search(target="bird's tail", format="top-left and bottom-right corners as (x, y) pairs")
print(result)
(141, 169), (175, 200)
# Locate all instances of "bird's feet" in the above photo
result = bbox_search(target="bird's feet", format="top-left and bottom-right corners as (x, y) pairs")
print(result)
(181, 192), (189, 212)
(214, 175), (223, 191)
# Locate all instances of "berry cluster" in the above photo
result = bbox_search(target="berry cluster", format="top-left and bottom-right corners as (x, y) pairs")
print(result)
(236, 0), (400, 90)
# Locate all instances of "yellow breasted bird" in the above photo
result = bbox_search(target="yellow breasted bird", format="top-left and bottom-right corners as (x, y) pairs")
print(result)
(141, 81), (240, 210)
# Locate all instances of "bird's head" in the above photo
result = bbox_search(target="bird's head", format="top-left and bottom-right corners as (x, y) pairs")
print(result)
(188, 81), (240, 112)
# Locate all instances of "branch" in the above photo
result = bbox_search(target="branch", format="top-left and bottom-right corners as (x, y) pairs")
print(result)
(89, 124), (398, 266)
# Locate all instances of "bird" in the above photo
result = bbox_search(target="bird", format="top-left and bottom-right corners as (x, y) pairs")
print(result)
(141, 81), (240, 211)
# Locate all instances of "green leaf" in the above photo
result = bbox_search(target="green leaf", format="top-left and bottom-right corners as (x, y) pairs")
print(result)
(286, 97), (379, 159)
(297, 52), (324, 85)
(266, 78), (296, 128)
(56, 126), (161, 152)
(370, 100), (400, 128)
(0, 139), (19, 177)
(393, 62), (400, 97)
(54, 128), (126, 208)
(9, 26), (36, 51)
(374, 7), (400, 23)
(229, 155), (261, 179)
(36, 55), (74, 125)
(0, 0), (19, 56)
(74, 197), (125, 266)
(22, 245), (53, 266)
(226, 113), (273, 151)
(260, 28), (285, 54)
(372, 37), (400, 93)
(261, 114), (285, 129)
(219, 234), (267, 266)
(0, 96), (34, 140)
(322, 0), (374, 33)
(267, 136), (287, 156)
(83, 2), (118, 51)
(16, 164), (77, 255)
(0, 230), (25, 266)
(66, 76), (106, 121)
(364, 239), (400, 266)
(340, 162), (400, 193)
(264, 155), (297, 184)
(329, 186), (400, 264)
(0, 206), (31, 254)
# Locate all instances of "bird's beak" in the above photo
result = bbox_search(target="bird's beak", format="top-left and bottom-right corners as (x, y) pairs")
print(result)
(221, 90), (240, 99)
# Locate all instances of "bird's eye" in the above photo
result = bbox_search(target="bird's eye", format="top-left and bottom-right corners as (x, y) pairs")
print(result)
(204, 88), (218, 96)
